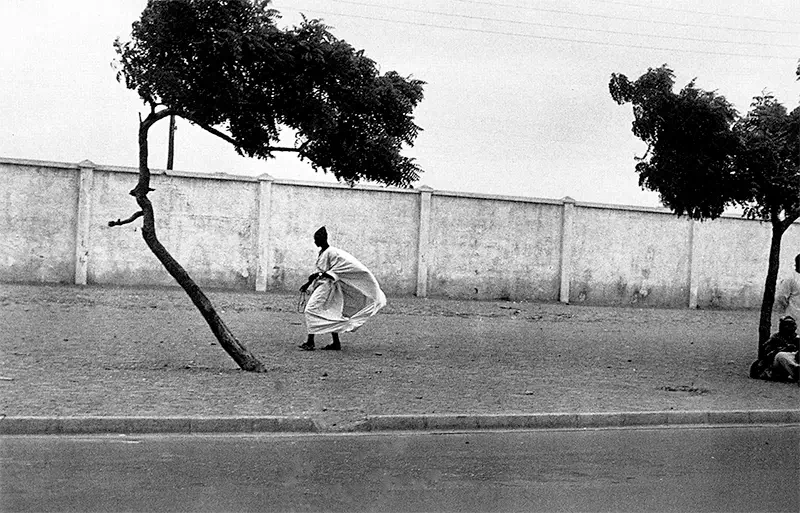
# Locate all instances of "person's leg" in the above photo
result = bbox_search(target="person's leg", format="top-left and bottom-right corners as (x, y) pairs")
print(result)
(322, 332), (341, 350)
(773, 352), (799, 381)
(301, 282), (330, 351)
(302, 281), (343, 350)
(299, 334), (315, 351)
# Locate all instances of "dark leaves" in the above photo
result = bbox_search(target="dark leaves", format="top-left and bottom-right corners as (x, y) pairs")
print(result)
(734, 99), (800, 222)
(115, 0), (425, 187)
(609, 65), (799, 223)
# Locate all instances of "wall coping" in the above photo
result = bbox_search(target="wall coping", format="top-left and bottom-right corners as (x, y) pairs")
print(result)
(431, 189), (565, 205)
(576, 200), (677, 216)
(2, 156), (82, 170)
(1, 156), (789, 223)
(269, 177), (419, 194)
(0, 156), (262, 183)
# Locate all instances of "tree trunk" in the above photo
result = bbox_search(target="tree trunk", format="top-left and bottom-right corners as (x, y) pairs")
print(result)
(167, 115), (175, 170)
(757, 217), (786, 358)
(132, 110), (266, 372)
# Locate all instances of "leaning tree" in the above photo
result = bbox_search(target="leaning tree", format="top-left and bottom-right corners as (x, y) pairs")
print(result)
(609, 65), (800, 358)
(111, 0), (424, 371)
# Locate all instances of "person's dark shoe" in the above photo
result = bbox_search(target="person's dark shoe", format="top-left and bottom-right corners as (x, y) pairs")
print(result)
(298, 342), (315, 351)
(321, 343), (341, 350)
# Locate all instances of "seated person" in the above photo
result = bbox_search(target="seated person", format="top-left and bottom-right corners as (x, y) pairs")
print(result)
(750, 315), (799, 382)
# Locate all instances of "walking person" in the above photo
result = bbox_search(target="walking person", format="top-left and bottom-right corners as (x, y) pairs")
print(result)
(298, 226), (386, 351)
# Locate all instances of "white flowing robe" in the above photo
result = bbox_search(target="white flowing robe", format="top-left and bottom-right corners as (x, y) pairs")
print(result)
(304, 246), (387, 335)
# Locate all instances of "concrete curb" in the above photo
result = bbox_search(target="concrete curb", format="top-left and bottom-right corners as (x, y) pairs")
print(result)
(0, 416), (319, 435)
(353, 410), (800, 432)
(1, 410), (798, 435)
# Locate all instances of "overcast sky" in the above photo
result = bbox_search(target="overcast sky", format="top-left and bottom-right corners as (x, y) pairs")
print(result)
(2, 0), (798, 208)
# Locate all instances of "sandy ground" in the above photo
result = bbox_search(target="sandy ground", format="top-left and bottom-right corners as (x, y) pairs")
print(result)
(1, 283), (797, 430)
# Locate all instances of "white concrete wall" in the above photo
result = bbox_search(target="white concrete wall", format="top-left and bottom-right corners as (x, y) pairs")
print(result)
(693, 216), (800, 310)
(570, 204), (693, 306)
(1, 156), (797, 309)
(0, 160), (78, 283)
(267, 181), (420, 296)
(88, 166), (260, 289)
(428, 193), (563, 301)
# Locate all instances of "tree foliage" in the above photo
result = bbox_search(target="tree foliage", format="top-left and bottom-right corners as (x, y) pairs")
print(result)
(609, 65), (799, 223)
(734, 95), (800, 223)
(609, 66), (743, 219)
(610, 65), (800, 349)
(114, 0), (425, 186)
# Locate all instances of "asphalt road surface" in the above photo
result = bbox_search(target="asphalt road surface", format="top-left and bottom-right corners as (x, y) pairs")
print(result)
(1, 425), (798, 512)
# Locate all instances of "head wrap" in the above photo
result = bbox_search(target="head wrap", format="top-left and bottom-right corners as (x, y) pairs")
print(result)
(779, 315), (796, 331)
(314, 226), (327, 240)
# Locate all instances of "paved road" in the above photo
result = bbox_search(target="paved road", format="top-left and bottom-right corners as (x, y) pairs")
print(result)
(1, 425), (798, 512)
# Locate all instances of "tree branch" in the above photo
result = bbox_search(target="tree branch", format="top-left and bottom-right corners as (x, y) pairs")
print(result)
(185, 116), (300, 153)
(108, 210), (144, 227)
(129, 108), (175, 198)
(782, 209), (800, 231)
(266, 146), (302, 152)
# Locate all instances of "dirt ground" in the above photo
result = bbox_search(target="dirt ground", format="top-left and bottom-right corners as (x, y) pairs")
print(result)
(1, 283), (797, 430)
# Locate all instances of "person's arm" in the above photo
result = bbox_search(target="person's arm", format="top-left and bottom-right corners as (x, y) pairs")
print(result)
(315, 249), (339, 282)
(301, 250), (330, 292)
(299, 276), (313, 292)
(762, 334), (789, 363)
(299, 271), (335, 292)
(299, 272), (319, 292)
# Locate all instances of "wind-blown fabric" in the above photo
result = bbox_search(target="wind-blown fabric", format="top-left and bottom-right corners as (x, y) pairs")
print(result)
(304, 246), (386, 335)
